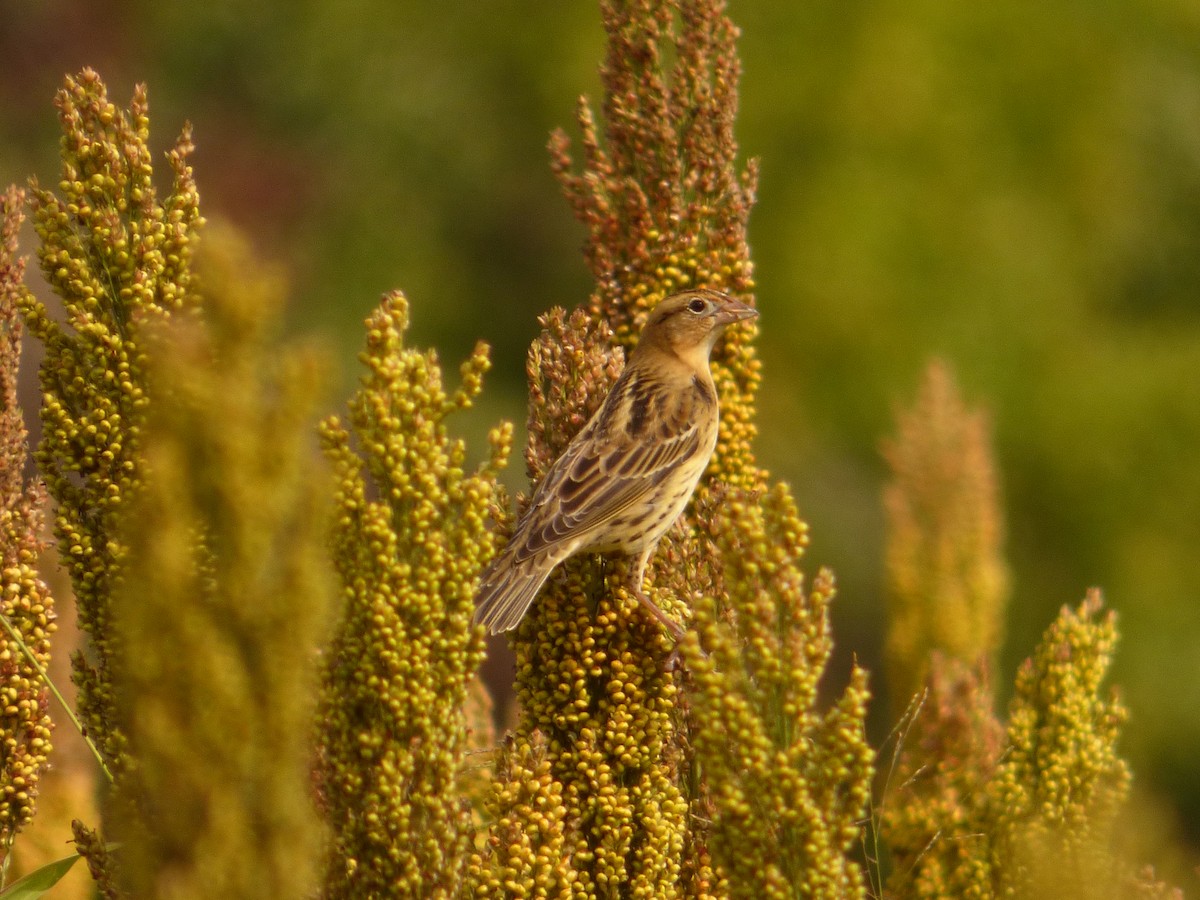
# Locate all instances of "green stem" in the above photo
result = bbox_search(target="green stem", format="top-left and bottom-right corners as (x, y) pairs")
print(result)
(0, 612), (113, 784)
(1, 832), (11, 888)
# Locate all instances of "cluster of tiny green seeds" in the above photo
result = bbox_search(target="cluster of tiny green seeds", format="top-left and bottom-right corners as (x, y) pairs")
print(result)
(318, 291), (511, 899)
(17, 69), (203, 781)
(0, 188), (56, 847)
(883, 594), (1159, 898)
(987, 591), (1132, 897)
(683, 484), (873, 899)
(469, 732), (585, 898)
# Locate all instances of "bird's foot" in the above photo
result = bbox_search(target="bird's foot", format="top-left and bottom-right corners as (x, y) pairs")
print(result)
(663, 640), (687, 673)
(630, 584), (703, 672)
(631, 584), (685, 641)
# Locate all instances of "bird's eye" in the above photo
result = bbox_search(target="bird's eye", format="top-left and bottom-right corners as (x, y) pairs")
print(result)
(687, 298), (709, 314)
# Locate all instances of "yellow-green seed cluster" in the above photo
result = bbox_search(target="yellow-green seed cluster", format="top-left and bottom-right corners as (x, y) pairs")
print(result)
(683, 485), (874, 899)
(110, 227), (332, 899)
(471, 309), (692, 898)
(469, 731), (582, 897)
(17, 69), (203, 781)
(987, 592), (1131, 898)
(883, 360), (1008, 711)
(882, 595), (1176, 899)
(0, 188), (56, 849)
(318, 291), (511, 898)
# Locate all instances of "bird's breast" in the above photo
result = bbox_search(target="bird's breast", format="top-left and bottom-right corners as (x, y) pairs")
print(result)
(586, 401), (719, 556)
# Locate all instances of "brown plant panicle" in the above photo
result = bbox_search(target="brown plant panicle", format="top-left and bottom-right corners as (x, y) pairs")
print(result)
(71, 822), (120, 900)
(17, 70), (203, 792)
(882, 359), (1008, 712)
(549, 0), (761, 495)
(880, 655), (1004, 899)
(476, 2), (872, 897)
(0, 187), (56, 855)
(318, 291), (510, 899)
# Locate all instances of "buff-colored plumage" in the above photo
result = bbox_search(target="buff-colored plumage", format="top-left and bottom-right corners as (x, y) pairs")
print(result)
(474, 289), (758, 636)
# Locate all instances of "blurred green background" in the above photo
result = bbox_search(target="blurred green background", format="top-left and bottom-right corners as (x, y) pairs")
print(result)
(3, 0), (1198, 874)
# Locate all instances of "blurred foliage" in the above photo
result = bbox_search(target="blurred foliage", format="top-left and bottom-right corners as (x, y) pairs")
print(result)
(882, 360), (1007, 712)
(881, 597), (1183, 899)
(111, 226), (333, 899)
(2, 0), (1198, 879)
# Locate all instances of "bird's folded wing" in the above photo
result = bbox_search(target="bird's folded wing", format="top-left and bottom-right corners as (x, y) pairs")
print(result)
(512, 421), (704, 562)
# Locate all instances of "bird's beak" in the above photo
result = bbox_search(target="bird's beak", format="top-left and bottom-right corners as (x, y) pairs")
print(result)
(714, 299), (759, 325)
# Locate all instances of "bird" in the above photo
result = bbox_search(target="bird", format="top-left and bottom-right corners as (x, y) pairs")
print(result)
(473, 288), (758, 638)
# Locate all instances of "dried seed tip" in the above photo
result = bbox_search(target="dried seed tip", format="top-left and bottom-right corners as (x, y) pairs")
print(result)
(556, 2), (756, 352)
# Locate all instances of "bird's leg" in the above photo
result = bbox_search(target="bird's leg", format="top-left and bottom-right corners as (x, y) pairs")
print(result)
(627, 546), (686, 643)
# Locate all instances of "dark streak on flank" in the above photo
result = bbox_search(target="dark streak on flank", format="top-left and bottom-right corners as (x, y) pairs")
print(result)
(691, 374), (714, 405)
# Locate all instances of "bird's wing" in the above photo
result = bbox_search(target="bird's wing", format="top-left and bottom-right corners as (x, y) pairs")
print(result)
(473, 406), (706, 634)
(510, 405), (706, 563)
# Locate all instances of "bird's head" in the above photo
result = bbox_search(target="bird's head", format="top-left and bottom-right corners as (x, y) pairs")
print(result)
(636, 289), (758, 369)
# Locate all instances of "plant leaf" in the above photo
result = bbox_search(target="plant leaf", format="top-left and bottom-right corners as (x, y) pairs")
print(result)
(0, 853), (82, 899)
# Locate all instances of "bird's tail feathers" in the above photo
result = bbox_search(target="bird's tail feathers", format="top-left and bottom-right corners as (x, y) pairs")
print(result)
(473, 556), (554, 634)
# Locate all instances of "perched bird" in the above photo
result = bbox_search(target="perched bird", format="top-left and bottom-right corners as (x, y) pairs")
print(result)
(474, 288), (758, 637)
